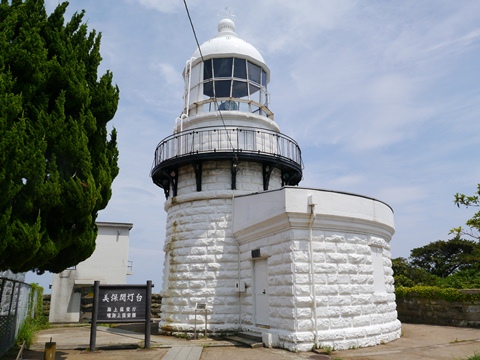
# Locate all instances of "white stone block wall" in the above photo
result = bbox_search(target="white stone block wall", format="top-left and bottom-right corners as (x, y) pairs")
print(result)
(233, 188), (400, 352)
(160, 160), (281, 333)
(237, 227), (400, 351)
(161, 172), (400, 351)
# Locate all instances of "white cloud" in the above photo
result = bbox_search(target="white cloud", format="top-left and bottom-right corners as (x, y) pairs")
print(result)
(124, 0), (181, 13)
(426, 28), (480, 55)
(376, 186), (428, 207)
(151, 62), (181, 86)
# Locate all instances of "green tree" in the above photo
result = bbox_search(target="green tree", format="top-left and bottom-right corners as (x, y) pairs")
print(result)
(452, 184), (480, 240)
(392, 257), (437, 286)
(409, 238), (480, 278)
(0, 0), (119, 273)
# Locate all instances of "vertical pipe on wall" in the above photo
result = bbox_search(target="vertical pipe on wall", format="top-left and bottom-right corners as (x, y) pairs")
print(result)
(307, 195), (318, 347)
(231, 194), (242, 331)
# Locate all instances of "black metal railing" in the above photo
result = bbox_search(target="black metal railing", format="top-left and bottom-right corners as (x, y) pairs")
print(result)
(153, 126), (302, 168)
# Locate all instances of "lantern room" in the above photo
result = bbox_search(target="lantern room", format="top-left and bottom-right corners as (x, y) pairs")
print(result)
(182, 18), (272, 118)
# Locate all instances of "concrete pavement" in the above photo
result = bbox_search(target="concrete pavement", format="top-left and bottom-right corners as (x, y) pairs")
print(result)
(9, 322), (480, 360)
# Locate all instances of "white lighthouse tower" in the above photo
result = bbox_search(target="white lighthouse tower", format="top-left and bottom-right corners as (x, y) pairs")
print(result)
(152, 18), (400, 352)
(152, 18), (302, 333)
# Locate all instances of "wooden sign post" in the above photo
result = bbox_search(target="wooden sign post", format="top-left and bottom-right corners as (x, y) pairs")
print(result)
(90, 280), (153, 351)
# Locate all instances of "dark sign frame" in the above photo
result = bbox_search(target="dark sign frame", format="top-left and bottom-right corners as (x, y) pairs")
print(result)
(89, 280), (153, 351)
(97, 284), (148, 322)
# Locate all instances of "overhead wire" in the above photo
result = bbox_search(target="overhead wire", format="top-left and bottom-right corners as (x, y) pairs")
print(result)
(182, 0), (238, 159)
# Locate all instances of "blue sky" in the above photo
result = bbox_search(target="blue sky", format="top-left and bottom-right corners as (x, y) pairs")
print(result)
(28, 0), (480, 291)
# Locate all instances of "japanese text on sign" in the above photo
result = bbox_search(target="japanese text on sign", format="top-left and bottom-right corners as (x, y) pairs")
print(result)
(105, 306), (138, 319)
(97, 286), (147, 322)
(101, 293), (143, 303)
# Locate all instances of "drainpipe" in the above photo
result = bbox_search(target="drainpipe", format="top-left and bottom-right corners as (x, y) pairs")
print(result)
(231, 193), (242, 331)
(307, 195), (318, 347)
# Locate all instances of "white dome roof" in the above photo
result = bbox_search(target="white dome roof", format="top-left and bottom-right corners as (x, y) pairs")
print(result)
(191, 19), (266, 66)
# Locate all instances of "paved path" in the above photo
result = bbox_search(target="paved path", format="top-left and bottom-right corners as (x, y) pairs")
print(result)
(24, 325), (213, 360)
(163, 346), (203, 360)
(10, 323), (480, 360)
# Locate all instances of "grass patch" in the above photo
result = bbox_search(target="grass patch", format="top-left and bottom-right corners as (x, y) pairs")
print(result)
(450, 338), (475, 344)
(16, 315), (49, 349)
(466, 353), (480, 360)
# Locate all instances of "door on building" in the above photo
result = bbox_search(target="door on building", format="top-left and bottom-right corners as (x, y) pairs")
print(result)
(253, 259), (269, 326)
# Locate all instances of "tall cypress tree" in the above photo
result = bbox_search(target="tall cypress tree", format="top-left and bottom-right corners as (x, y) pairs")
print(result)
(0, 0), (119, 273)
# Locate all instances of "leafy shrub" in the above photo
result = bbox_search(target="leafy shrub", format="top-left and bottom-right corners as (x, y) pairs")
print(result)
(394, 274), (416, 287)
(395, 285), (480, 302)
(392, 258), (439, 286)
(435, 268), (480, 289)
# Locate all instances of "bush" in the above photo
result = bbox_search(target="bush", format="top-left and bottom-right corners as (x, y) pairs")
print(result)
(394, 274), (416, 287)
(30, 283), (44, 317)
(435, 268), (480, 289)
(392, 257), (439, 286)
(395, 285), (480, 302)
(394, 269), (480, 290)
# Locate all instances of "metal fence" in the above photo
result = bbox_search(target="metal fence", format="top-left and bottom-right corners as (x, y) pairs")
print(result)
(0, 277), (38, 357)
(154, 126), (303, 168)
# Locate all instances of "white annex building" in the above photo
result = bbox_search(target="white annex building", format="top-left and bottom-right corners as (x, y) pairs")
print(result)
(49, 222), (133, 323)
(151, 18), (401, 351)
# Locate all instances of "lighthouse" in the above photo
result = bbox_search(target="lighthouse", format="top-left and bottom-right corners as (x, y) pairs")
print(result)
(151, 17), (302, 333)
(152, 18), (400, 352)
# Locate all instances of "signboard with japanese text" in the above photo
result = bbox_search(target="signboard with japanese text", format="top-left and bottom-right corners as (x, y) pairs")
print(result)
(90, 281), (153, 351)
(97, 285), (147, 322)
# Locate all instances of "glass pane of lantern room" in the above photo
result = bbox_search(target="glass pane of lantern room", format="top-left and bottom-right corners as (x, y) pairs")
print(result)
(203, 59), (212, 80)
(234, 58), (247, 79)
(203, 81), (214, 97)
(213, 58), (233, 78)
(232, 80), (248, 98)
(248, 62), (261, 84)
(249, 83), (260, 100)
(261, 70), (267, 87)
(214, 80), (231, 97)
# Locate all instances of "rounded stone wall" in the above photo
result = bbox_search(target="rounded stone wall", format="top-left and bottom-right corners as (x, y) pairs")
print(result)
(160, 160), (282, 333)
